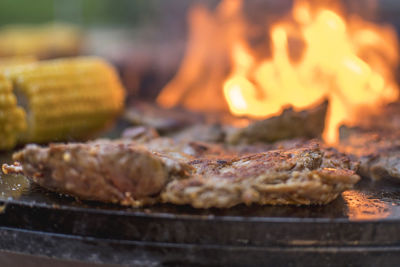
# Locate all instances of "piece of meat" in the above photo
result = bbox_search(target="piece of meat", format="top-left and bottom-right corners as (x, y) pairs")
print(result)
(4, 140), (192, 206)
(2, 161), (23, 174)
(339, 126), (400, 180)
(162, 143), (360, 208)
(4, 138), (360, 208)
(121, 126), (160, 142)
(226, 100), (328, 144)
(337, 101), (400, 181)
(123, 128), (236, 160)
(338, 101), (400, 181)
(352, 102), (400, 132)
(124, 101), (204, 134)
(125, 100), (327, 145)
(171, 124), (226, 143)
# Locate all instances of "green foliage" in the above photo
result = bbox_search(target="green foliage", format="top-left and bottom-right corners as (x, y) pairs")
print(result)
(81, 0), (157, 26)
(0, 0), (157, 27)
(0, 0), (55, 25)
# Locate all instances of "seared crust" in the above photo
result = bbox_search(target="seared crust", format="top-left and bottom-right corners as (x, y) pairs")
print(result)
(9, 141), (191, 206)
(338, 102), (400, 181)
(5, 139), (360, 208)
(339, 128), (400, 180)
(162, 143), (360, 208)
(227, 100), (328, 144)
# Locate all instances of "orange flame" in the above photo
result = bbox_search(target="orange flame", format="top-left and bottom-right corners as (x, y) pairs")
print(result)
(157, 0), (399, 144)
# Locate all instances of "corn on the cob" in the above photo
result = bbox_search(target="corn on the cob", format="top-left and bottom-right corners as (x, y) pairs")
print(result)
(3, 57), (125, 144)
(0, 56), (36, 71)
(0, 74), (26, 149)
(0, 23), (81, 58)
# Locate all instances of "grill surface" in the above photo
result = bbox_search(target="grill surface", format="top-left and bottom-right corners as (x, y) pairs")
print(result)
(1, 152), (400, 266)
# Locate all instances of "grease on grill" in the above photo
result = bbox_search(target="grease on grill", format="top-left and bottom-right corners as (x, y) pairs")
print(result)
(342, 190), (391, 220)
(0, 173), (30, 200)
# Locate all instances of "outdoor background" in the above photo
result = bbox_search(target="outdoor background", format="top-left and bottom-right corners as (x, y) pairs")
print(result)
(0, 0), (398, 100)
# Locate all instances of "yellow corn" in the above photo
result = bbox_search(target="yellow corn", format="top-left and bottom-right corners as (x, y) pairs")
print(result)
(3, 57), (125, 144)
(0, 74), (26, 149)
(0, 56), (36, 71)
(0, 23), (81, 58)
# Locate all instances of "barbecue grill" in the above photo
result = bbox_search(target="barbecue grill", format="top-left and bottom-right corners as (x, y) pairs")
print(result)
(1, 1), (400, 266)
(2, 170), (400, 266)
(1, 125), (400, 267)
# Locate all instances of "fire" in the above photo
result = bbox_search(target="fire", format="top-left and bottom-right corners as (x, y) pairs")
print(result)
(157, 0), (399, 144)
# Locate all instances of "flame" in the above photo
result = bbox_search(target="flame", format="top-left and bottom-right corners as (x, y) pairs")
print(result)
(157, 0), (399, 144)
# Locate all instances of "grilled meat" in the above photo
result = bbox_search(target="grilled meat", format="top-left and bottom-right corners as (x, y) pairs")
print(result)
(4, 140), (192, 206)
(338, 102), (400, 181)
(125, 99), (328, 145)
(339, 126), (400, 180)
(162, 142), (359, 208)
(227, 100), (328, 144)
(352, 102), (400, 133)
(4, 137), (359, 208)
(124, 101), (204, 134)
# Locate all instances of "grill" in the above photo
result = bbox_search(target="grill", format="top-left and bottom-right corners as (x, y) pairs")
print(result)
(1, 1), (400, 266)
(1, 153), (400, 266)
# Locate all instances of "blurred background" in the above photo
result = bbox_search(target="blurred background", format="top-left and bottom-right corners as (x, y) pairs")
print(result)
(0, 0), (399, 101)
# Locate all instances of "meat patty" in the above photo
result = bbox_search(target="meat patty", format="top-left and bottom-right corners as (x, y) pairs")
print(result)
(162, 143), (360, 208)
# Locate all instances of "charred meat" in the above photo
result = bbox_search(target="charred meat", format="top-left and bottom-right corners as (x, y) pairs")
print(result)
(227, 100), (328, 144)
(4, 138), (359, 208)
(4, 140), (191, 206)
(339, 126), (400, 181)
(338, 102), (400, 181)
(162, 142), (359, 208)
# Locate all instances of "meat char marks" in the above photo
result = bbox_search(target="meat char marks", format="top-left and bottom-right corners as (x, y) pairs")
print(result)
(6, 141), (191, 206)
(4, 139), (360, 208)
(339, 127), (400, 181)
(162, 143), (360, 208)
(339, 102), (400, 181)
